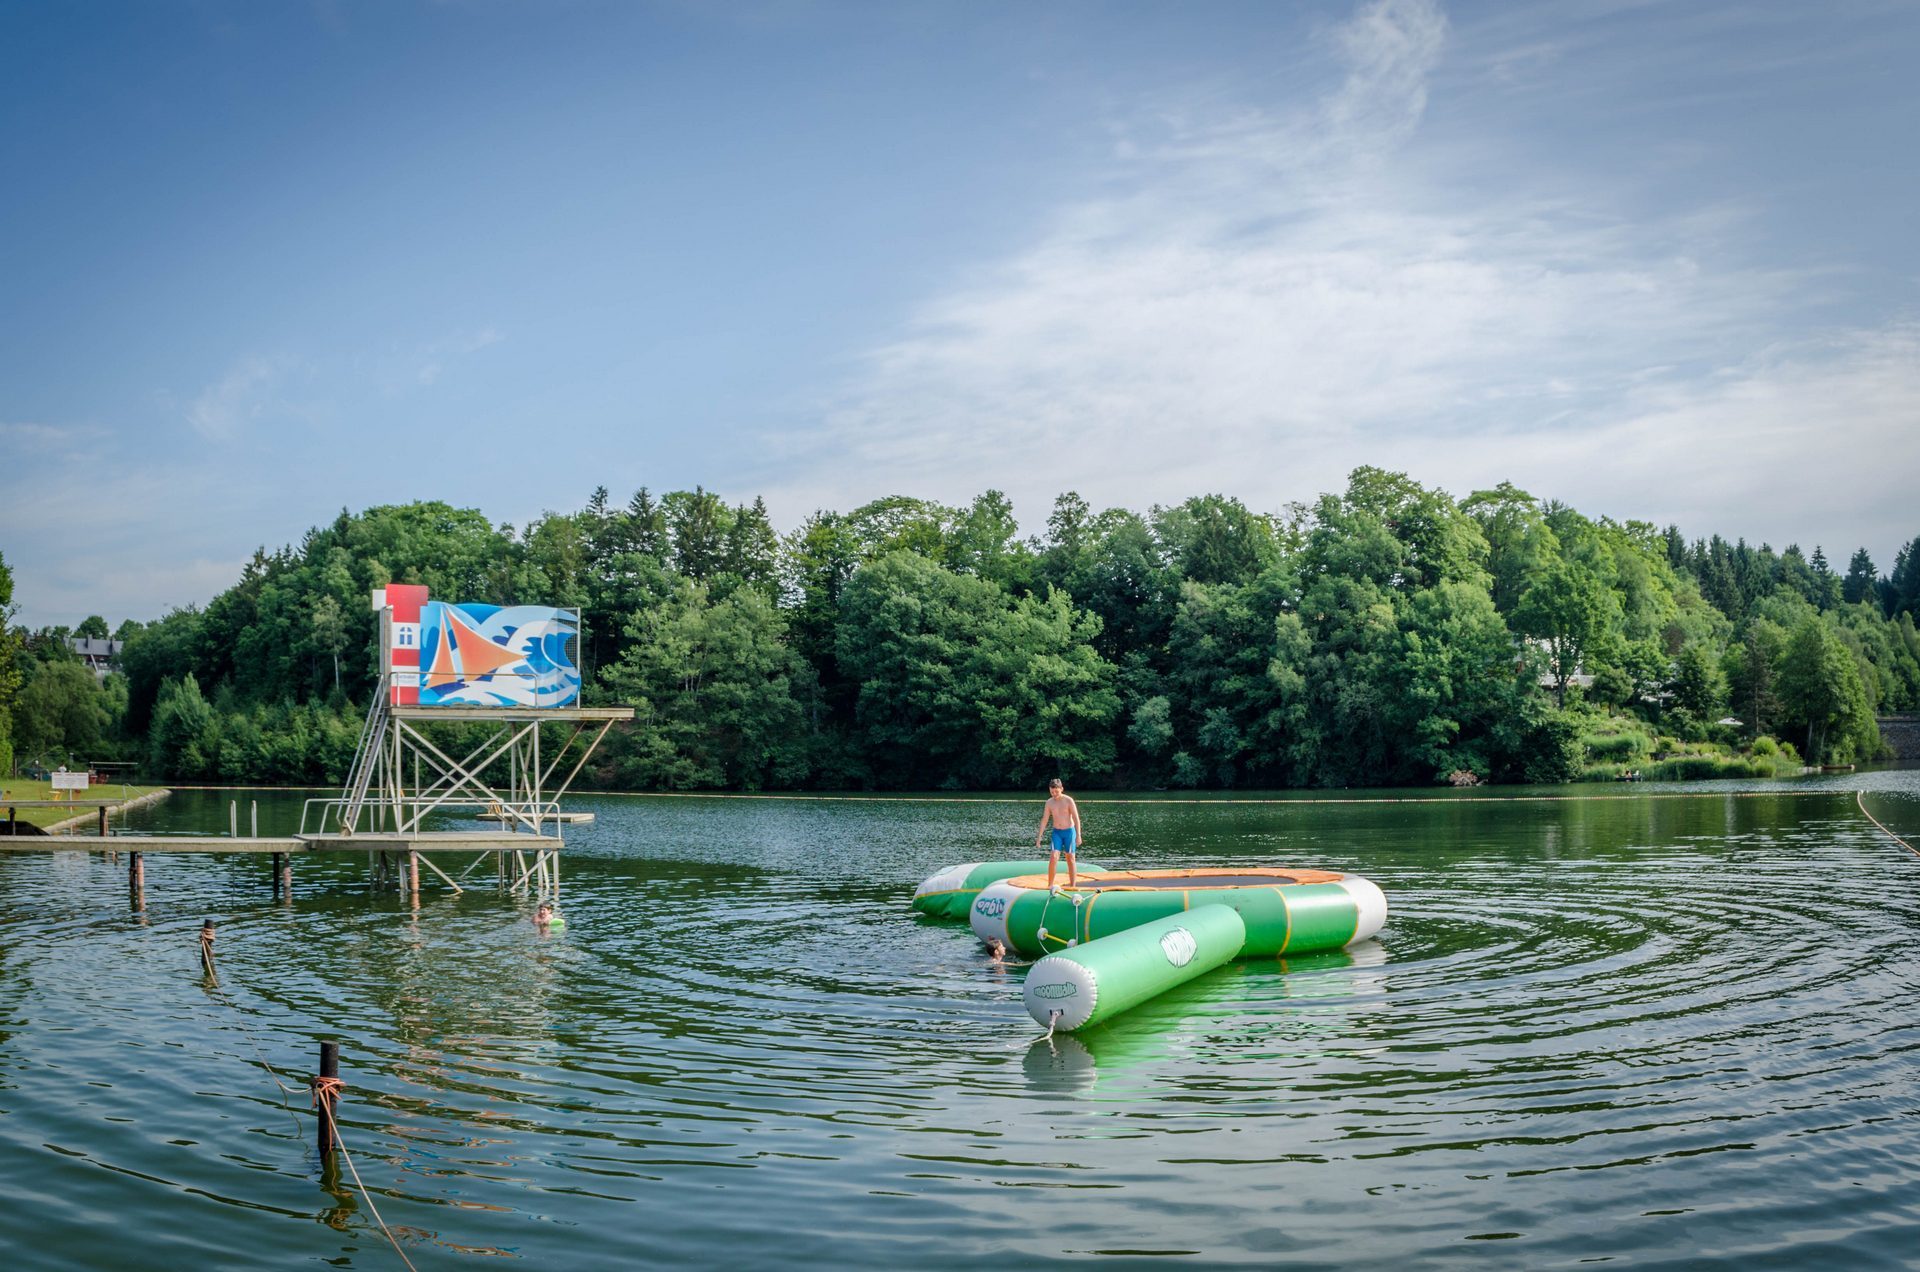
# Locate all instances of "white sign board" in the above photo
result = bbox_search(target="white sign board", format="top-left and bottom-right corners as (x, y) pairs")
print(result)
(50, 771), (90, 791)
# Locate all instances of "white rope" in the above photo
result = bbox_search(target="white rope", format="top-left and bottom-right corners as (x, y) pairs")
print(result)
(1045, 1009), (1063, 1042)
(1858, 790), (1920, 858)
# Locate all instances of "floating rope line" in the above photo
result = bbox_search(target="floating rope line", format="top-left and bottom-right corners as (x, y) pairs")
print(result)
(609, 788), (1840, 807)
(313, 1077), (420, 1272)
(1857, 790), (1920, 858)
(1044, 1009), (1063, 1042)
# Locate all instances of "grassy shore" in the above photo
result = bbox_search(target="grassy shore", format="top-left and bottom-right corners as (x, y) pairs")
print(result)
(1, 779), (169, 829)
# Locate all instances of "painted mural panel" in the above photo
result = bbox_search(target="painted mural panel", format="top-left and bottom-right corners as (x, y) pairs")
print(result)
(413, 601), (581, 707)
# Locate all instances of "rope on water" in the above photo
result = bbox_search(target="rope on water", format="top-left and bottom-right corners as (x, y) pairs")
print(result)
(193, 930), (301, 1098)
(1857, 790), (1920, 858)
(312, 1076), (420, 1272)
(198, 921), (219, 987)
(192, 928), (420, 1270)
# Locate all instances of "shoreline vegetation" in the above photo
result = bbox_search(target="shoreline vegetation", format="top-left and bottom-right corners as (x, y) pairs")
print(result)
(4, 469), (1917, 793)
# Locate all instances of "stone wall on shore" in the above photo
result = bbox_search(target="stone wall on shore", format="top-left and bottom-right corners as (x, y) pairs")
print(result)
(1879, 716), (1920, 762)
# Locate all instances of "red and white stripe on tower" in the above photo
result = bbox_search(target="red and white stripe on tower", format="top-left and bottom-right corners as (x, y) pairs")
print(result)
(385, 584), (430, 705)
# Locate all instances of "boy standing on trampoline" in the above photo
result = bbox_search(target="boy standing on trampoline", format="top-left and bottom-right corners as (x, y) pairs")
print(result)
(1036, 777), (1084, 892)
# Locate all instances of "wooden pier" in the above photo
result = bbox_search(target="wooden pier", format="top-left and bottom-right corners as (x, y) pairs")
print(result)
(0, 831), (565, 853)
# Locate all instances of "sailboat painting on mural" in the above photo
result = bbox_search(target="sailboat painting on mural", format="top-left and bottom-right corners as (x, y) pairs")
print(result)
(414, 601), (582, 707)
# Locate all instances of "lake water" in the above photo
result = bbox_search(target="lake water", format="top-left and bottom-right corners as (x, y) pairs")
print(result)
(3, 773), (1918, 1269)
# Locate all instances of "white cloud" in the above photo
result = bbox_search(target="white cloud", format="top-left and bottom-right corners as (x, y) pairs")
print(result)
(417, 326), (504, 386)
(768, 0), (1913, 563)
(185, 356), (290, 440)
(13, 555), (244, 628)
(0, 421), (98, 453)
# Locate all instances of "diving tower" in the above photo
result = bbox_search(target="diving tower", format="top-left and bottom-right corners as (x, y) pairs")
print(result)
(298, 584), (633, 895)
(1, 585), (632, 904)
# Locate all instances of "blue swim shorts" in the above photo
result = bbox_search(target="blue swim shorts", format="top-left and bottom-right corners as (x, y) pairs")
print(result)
(1050, 828), (1077, 854)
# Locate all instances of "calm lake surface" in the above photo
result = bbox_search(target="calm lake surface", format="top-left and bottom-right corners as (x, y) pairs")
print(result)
(3, 773), (1919, 1269)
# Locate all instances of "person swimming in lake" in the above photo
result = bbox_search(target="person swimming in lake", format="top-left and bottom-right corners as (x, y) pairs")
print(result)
(1035, 777), (1083, 893)
(534, 902), (565, 930)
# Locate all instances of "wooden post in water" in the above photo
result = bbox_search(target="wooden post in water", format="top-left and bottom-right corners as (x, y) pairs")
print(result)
(279, 853), (292, 899)
(315, 1041), (340, 1157)
(129, 851), (144, 909)
(250, 801), (258, 838)
(97, 805), (108, 837)
(199, 920), (218, 984)
(229, 800), (238, 838)
(408, 850), (420, 895)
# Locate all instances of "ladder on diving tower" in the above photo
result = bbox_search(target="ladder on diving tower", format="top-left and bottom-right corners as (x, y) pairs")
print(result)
(337, 691), (389, 833)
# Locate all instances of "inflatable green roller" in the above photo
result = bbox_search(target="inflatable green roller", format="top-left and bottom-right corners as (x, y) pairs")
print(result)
(970, 866), (1386, 958)
(1023, 907), (1247, 1032)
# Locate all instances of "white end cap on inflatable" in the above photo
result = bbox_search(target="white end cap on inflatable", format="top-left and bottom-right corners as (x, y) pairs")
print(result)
(968, 879), (1021, 949)
(1023, 957), (1099, 1031)
(913, 861), (979, 902)
(1337, 875), (1389, 945)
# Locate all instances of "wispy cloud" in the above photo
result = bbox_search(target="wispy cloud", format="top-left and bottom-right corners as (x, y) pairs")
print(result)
(416, 326), (504, 387)
(185, 355), (294, 440)
(0, 420), (100, 453)
(774, 0), (1910, 559)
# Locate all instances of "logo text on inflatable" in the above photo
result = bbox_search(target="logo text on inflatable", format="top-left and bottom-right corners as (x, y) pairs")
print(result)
(1031, 982), (1078, 1000)
(1160, 927), (1198, 967)
(974, 895), (1007, 919)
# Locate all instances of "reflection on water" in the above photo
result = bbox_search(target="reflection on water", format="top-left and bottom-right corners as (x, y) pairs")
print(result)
(1, 773), (1918, 1268)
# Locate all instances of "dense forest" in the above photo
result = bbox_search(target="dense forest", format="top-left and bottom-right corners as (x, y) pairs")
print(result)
(5, 469), (1919, 790)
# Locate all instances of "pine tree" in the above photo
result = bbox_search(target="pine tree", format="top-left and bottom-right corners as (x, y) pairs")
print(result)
(1842, 548), (1877, 607)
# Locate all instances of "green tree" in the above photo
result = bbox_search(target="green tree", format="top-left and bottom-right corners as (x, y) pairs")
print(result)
(1809, 546), (1842, 612)
(1670, 642), (1725, 720)
(1152, 494), (1280, 586)
(1512, 553), (1612, 707)
(307, 594), (349, 694)
(836, 553), (1116, 787)
(1776, 618), (1875, 763)
(1463, 482), (1552, 613)
(1842, 548), (1877, 607)
(1163, 569), (1296, 785)
(602, 581), (807, 789)
(1723, 621), (1785, 739)
(12, 660), (112, 760)
(147, 674), (221, 780)
(74, 615), (110, 639)
(0, 550), (18, 774)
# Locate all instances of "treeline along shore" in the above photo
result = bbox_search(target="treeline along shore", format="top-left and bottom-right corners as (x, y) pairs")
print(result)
(5, 468), (1919, 790)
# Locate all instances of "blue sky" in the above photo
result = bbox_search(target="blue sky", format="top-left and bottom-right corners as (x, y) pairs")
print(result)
(3, 0), (1916, 627)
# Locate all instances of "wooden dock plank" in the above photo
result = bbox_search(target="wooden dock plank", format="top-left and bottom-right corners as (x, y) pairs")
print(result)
(0, 834), (564, 854)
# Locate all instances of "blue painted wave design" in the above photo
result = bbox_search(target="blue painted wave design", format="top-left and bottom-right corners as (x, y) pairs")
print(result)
(415, 603), (581, 707)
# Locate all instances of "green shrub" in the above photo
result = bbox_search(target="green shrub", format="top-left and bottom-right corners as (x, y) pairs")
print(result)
(1643, 755), (1768, 781)
(1751, 735), (1779, 757)
(1581, 732), (1648, 762)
